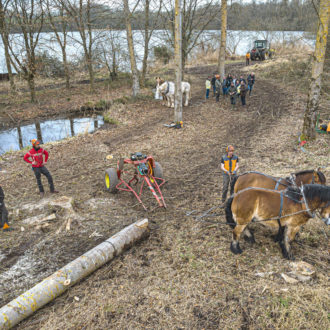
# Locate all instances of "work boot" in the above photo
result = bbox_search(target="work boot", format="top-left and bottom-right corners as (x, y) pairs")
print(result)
(40, 192), (45, 198)
(50, 190), (59, 194)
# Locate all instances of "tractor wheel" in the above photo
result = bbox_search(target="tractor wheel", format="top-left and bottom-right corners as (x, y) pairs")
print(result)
(153, 162), (163, 179)
(260, 51), (265, 61)
(105, 168), (119, 193)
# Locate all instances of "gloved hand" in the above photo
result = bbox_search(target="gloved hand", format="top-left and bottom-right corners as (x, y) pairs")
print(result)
(232, 171), (237, 175)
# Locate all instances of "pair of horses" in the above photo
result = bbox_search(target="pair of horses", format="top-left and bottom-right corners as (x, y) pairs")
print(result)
(225, 170), (329, 259)
(155, 77), (191, 108)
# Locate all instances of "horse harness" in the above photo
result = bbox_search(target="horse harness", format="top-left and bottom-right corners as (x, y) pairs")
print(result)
(165, 81), (170, 95)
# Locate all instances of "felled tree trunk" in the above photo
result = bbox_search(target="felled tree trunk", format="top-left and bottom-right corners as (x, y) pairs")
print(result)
(0, 219), (149, 329)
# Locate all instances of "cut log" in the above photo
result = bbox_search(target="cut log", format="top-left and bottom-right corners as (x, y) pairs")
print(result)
(0, 219), (149, 329)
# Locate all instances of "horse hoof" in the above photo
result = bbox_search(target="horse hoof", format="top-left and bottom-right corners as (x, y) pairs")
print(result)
(230, 242), (242, 254)
(244, 235), (256, 244)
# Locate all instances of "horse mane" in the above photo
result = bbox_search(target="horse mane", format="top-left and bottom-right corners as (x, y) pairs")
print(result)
(285, 186), (302, 202)
(303, 184), (330, 203)
(316, 170), (326, 184)
(294, 169), (314, 176)
(291, 169), (326, 184)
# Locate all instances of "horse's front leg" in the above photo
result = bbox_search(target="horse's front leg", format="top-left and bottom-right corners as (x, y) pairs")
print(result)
(170, 95), (174, 108)
(230, 224), (247, 254)
(184, 92), (189, 106)
(280, 225), (300, 260)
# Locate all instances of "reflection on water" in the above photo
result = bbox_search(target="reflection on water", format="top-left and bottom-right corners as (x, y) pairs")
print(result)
(0, 115), (104, 155)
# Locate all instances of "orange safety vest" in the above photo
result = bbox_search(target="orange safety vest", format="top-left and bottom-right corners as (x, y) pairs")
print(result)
(222, 154), (238, 173)
(327, 122), (330, 132)
(246, 53), (250, 59)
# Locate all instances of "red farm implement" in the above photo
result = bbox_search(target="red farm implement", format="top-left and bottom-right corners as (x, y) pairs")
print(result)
(105, 152), (166, 210)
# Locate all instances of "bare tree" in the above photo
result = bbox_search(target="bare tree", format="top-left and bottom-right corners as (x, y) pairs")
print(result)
(174, 0), (182, 123)
(0, 0), (16, 94)
(9, 0), (44, 102)
(123, 0), (140, 96)
(301, 0), (329, 140)
(45, 0), (71, 89)
(162, 0), (219, 76)
(59, 0), (101, 91)
(217, 0), (227, 79)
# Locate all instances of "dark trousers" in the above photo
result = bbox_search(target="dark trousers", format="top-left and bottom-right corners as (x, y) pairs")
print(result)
(241, 95), (246, 105)
(206, 89), (210, 99)
(0, 202), (8, 228)
(222, 172), (237, 202)
(248, 84), (253, 95)
(212, 85), (216, 96)
(230, 95), (236, 105)
(216, 90), (220, 102)
(246, 59), (249, 66)
(33, 166), (55, 193)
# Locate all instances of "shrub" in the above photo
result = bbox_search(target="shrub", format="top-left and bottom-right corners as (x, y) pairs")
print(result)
(154, 46), (173, 64)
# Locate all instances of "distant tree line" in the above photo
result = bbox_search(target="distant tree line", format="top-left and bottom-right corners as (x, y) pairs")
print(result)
(3, 0), (319, 34)
(0, 0), (321, 103)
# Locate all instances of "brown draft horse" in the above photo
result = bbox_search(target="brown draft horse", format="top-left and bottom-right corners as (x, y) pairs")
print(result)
(225, 184), (330, 259)
(232, 169), (326, 194)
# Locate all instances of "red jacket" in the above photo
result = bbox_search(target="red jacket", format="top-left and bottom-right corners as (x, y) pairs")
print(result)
(24, 148), (49, 168)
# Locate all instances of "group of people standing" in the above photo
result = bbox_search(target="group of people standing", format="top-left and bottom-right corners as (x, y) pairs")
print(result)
(205, 72), (255, 107)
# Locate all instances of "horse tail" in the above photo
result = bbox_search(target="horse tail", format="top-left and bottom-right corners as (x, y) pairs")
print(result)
(225, 197), (236, 229)
(230, 175), (238, 194)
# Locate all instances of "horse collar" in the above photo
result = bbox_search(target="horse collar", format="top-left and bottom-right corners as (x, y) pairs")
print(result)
(300, 186), (315, 218)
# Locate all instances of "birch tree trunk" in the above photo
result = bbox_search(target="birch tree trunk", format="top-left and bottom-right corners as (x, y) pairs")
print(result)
(174, 0), (183, 123)
(123, 0), (140, 96)
(141, 0), (150, 87)
(302, 0), (329, 140)
(218, 0), (227, 79)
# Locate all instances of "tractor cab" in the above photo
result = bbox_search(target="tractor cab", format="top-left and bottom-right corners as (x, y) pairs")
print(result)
(250, 40), (273, 61)
(253, 40), (269, 50)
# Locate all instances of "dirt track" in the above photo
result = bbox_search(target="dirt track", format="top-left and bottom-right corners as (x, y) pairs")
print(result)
(0, 62), (329, 329)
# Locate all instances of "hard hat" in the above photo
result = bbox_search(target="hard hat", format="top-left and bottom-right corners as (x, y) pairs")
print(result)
(31, 139), (40, 146)
(226, 145), (235, 152)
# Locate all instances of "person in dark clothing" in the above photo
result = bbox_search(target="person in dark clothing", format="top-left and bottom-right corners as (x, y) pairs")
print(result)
(24, 139), (59, 198)
(240, 82), (247, 106)
(215, 75), (221, 102)
(211, 74), (216, 96)
(247, 72), (255, 95)
(220, 145), (239, 203)
(222, 76), (228, 96)
(239, 75), (247, 85)
(228, 82), (237, 105)
(0, 185), (10, 231)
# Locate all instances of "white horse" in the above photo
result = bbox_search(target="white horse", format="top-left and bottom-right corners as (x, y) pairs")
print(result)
(156, 77), (191, 108)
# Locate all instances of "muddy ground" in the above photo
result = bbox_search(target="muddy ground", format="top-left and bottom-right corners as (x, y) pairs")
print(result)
(0, 60), (329, 329)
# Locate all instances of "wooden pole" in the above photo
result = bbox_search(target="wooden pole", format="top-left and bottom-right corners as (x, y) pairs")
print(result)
(218, 0), (227, 79)
(174, 0), (183, 123)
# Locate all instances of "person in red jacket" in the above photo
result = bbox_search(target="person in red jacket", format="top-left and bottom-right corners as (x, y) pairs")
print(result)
(24, 139), (58, 197)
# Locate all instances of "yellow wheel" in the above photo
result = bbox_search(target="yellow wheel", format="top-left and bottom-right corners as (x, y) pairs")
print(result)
(105, 168), (118, 193)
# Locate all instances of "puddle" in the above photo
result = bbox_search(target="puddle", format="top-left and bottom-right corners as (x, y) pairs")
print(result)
(0, 115), (104, 155)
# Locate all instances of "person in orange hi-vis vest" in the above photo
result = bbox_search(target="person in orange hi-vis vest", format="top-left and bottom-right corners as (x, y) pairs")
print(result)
(221, 145), (239, 203)
(246, 52), (250, 66)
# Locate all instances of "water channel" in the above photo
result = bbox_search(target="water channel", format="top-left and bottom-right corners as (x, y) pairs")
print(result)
(0, 115), (104, 155)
